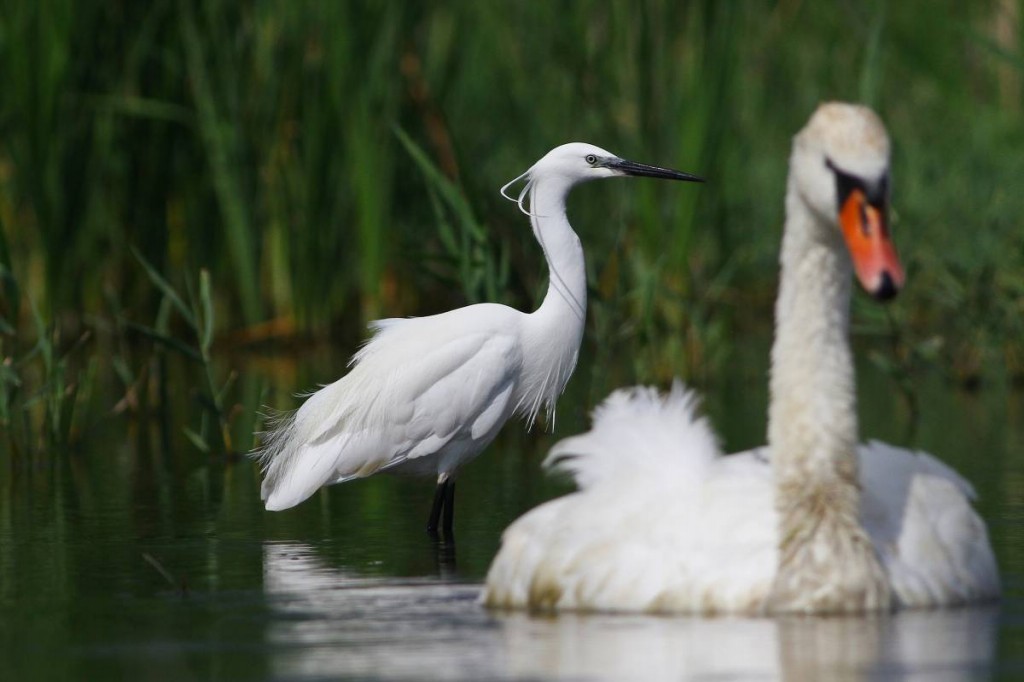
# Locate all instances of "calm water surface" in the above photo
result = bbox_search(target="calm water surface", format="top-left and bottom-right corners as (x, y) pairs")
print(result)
(3, 346), (1024, 680)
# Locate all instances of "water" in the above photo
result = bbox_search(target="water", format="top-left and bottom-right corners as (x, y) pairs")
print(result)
(261, 543), (999, 680)
(3, 346), (1024, 680)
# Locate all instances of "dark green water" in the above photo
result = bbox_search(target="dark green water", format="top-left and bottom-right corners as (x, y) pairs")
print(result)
(3, 344), (1024, 680)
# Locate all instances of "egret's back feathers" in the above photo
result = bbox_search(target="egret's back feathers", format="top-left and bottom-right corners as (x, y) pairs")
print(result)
(255, 302), (579, 511)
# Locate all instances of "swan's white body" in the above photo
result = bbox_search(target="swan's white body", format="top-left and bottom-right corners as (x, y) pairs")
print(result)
(483, 104), (1000, 614)
(484, 386), (998, 613)
(255, 143), (702, 525)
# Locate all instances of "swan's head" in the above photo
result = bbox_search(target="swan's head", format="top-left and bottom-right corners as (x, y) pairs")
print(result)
(791, 103), (904, 301)
(510, 142), (703, 193)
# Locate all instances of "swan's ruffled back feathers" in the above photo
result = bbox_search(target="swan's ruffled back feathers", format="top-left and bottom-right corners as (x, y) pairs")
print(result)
(484, 397), (778, 612)
(545, 381), (722, 491)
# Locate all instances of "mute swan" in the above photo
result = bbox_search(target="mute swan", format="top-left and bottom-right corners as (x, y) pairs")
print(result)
(483, 104), (1000, 613)
(254, 143), (703, 537)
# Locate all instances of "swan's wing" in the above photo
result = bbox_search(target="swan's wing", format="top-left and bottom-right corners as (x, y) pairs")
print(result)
(545, 381), (722, 491)
(858, 441), (1000, 606)
(258, 314), (520, 511)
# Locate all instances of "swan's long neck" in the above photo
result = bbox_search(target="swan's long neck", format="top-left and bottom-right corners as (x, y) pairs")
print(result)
(767, 174), (891, 613)
(769, 183), (857, 493)
(519, 178), (587, 427)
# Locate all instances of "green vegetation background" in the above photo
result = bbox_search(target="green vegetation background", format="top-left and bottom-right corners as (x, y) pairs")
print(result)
(1, 0), (1022, 454)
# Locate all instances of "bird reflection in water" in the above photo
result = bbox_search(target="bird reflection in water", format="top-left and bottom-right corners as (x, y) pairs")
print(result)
(261, 542), (997, 681)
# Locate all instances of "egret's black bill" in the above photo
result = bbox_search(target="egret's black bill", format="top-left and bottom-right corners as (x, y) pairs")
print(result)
(606, 158), (705, 183)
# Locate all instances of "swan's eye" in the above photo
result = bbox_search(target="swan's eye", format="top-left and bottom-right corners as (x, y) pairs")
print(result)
(826, 157), (863, 210)
(585, 154), (598, 165)
(826, 158), (888, 210)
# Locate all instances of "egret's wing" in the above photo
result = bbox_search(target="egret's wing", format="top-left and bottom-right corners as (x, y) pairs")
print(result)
(374, 331), (519, 466)
(259, 317), (520, 511)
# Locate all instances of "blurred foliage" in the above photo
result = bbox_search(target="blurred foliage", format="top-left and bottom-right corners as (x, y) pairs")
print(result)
(127, 250), (256, 454)
(0, 0), (1022, 453)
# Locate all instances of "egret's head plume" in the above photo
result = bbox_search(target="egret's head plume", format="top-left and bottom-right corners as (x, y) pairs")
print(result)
(500, 142), (703, 216)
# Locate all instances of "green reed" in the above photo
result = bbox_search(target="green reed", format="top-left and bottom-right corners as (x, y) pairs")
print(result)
(129, 249), (261, 454)
(0, 0), (1021, 455)
(0, 239), (93, 454)
(396, 128), (510, 306)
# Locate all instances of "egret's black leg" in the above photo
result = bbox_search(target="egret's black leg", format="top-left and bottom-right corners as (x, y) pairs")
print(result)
(426, 476), (449, 537)
(441, 480), (455, 539)
(433, 534), (457, 576)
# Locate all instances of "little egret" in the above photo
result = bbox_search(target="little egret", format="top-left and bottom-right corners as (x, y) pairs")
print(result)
(254, 142), (703, 537)
(483, 103), (999, 613)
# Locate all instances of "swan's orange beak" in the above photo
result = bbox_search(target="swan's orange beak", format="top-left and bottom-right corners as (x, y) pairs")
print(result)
(838, 188), (904, 301)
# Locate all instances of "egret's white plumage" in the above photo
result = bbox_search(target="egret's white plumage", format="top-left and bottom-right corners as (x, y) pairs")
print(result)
(254, 143), (702, 533)
(483, 103), (1000, 613)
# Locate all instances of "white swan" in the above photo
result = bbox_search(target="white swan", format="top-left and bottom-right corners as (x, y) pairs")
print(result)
(483, 103), (1000, 614)
(254, 143), (702, 537)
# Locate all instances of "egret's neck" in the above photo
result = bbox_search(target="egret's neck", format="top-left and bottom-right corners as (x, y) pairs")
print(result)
(517, 178), (588, 427)
(529, 180), (588, 324)
(767, 177), (890, 612)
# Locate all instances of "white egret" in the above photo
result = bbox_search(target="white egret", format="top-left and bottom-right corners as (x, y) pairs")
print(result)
(254, 142), (703, 537)
(483, 103), (1000, 613)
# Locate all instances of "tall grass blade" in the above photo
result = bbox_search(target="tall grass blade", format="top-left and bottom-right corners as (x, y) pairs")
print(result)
(199, 269), (214, 355)
(394, 128), (485, 242)
(179, 3), (261, 325)
(132, 248), (197, 329)
(122, 321), (203, 363)
(859, 1), (887, 107)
